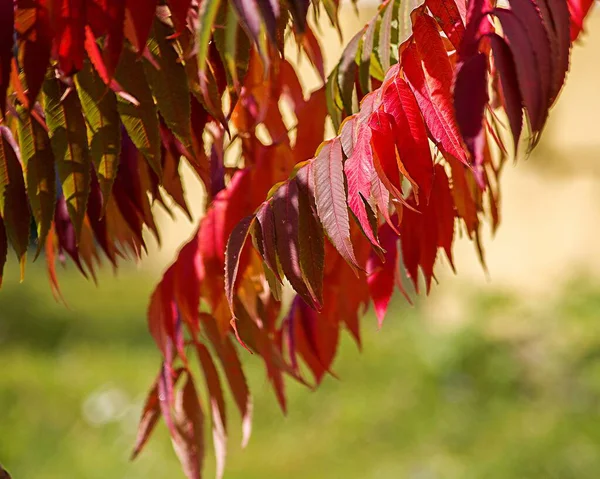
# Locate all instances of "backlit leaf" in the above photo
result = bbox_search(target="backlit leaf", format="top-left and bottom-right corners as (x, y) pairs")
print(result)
(75, 59), (122, 205)
(144, 18), (192, 147)
(43, 74), (91, 240)
(313, 138), (360, 274)
(16, 106), (56, 255)
(115, 47), (162, 176)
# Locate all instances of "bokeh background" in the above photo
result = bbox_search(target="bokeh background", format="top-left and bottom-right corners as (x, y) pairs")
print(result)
(2, 3), (600, 478)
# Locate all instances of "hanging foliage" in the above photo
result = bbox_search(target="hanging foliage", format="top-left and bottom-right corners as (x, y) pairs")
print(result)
(0, 0), (595, 477)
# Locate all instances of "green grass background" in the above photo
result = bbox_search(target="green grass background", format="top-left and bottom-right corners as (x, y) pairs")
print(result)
(2, 261), (600, 478)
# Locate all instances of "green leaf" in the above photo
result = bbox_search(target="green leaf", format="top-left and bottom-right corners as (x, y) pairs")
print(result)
(115, 46), (161, 176)
(0, 126), (30, 273)
(75, 59), (122, 206)
(16, 105), (56, 256)
(197, 0), (222, 81)
(144, 18), (192, 148)
(43, 74), (91, 240)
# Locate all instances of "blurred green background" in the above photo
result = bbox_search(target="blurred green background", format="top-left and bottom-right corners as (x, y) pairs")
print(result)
(2, 259), (600, 479)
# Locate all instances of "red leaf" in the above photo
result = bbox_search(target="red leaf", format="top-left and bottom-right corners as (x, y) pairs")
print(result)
(342, 117), (380, 247)
(367, 222), (398, 327)
(195, 343), (227, 479)
(454, 53), (488, 176)
(489, 33), (523, 152)
(167, 0), (193, 31)
(300, 25), (325, 81)
(402, 38), (467, 165)
(313, 138), (360, 274)
(56, 0), (86, 74)
(255, 202), (282, 281)
(102, 0), (126, 78)
(272, 181), (319, 308)
(368, 110), (404, 202)
(225, 215), (254, 310)
(202, 315), (252, 447)
(125, 0), (158, 53)
(568, 0), (595, 40)
(426, 0), (466, 49)
(493, 9), (544, 134)
(295, 167), (325, 307)
(545, 0), (571, 103)
(148, 266), (177, 358)
(382, 75), (434, 202)
(20, 6), (52, 106)
(0, 0), (13, 115)
(172, 373), (205, 479)
(506, 0), (552, 128)
(131, 381), (161, 459)
(430, 164), (456, 270)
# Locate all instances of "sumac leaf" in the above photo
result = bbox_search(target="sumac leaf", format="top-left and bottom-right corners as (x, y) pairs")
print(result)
(313, 139), (360, 274)
(16, 106), (56, 255)
(43, 75), (91, 240)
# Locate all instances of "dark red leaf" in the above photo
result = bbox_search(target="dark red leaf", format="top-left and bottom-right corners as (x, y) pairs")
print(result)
(20, 5), (52, 106)
(295, 168), (325, 307)
(255, 202), (282, 282)
(167, 0), (193, 31)
(488, 33), (523, 152)
(195, 343), (227, 479)
(288, 0), (310, 33)
(494, 9), (544, 134)
(131, 381), (161, 459)
(225, 214), (254, 310)
(545, 0), (571, 103)
(125, 0), (159, 53)
(172, 373), (205, 479)
(367, 222), (398, 327)
(454, 52), (488, 175)
(0, 0), (13, 116)
(56, 0), (86, 75)
(272, 181), (318, 308)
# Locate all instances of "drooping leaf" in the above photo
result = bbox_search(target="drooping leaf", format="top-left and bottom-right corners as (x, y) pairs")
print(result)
(313, 138), (360, 274)
(18, 5), (52, 107)
(197, 0), (222, 85)
(225, 214), (254, 310)
(0, 126), (29, 271)
(454, 52), (488, 174)
(115, 46), (162, 176)
(172, 373), (205, 479)
(195, 343), (228, 479)
(131, 381), (161, 459)
(271, 180), (319, 308)
(366, 221), (398, 327)
(426, 0), (465, 49)
(288, 0), (310, 33)
(404, 15), (468, 164)
(489, 33), (523, 153)
(124, 0), (158, 53)
(295, 166), (325, 307)
(493, 9), (543, 135)
(504, 0), (552, 131)
(144, 18), (192, 147)
(0, 0), (13, 115)
(168, 0), (193, 31)
(382, 74), (434, 202)
(102, 0), (127, 78)
(545, 0), (571, 104)
(342, 117), (379, 247)
(75, 59), (122, 205)
(16, 106), (56, 255)
(43, 74), (91, 240)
